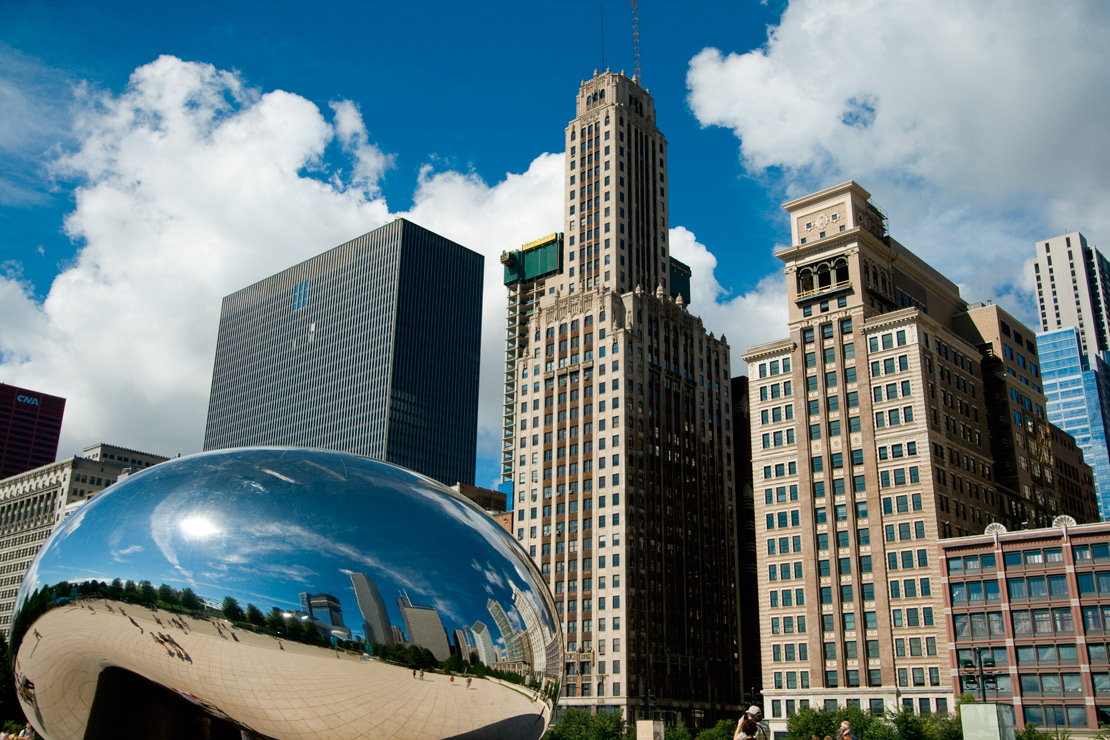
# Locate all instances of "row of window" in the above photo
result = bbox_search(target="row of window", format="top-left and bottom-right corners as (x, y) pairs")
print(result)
(806, 368), (859, 391)
(868, 330), (910, 352)
(757, 357), (792, 378)
(769, 588), (806, 608)
(890, 577), (932, 599)
(871, 354), (911, 377)
(770, 642), (809, 662)
(769, 697), (950, 721)
(764, 485), (800, 504)
(762, 461), (798, 479)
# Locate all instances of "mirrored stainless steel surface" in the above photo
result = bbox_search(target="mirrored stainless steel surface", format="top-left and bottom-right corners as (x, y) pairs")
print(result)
(10, 448), (561, 740)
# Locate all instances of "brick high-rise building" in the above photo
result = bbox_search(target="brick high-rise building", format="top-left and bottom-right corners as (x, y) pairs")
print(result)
(744, 181), (1097, 732)
(502, 70), (739, 726)
(0, 383), (65, 479)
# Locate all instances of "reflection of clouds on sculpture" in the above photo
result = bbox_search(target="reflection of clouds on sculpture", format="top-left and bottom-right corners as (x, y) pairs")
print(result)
(259, 467), (296, 484)
(11, 448), (562, 740)
(19, 448), (561, 665)
(110, 544), (144, 562)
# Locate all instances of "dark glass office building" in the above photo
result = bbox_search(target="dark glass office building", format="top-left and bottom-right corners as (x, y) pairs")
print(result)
(0, 383), (65, 478)
(203, 219), (483, 486)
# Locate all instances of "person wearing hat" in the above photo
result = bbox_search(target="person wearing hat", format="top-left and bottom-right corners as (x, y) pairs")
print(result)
(734, 706), (769, 740)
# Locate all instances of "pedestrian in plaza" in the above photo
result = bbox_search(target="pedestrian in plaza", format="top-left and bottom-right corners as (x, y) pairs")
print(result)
(18, 722), (34, 739)
(466, 677), (472, 689)
(837, 721), (857, 740)
(734, 706), (768, 740)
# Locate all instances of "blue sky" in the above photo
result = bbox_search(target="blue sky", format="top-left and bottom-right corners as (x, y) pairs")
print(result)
(3, 0), (1109, 488)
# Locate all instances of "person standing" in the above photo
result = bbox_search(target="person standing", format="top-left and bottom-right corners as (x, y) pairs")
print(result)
(836, 721), (857, 740)
(18, 723), (34, 740)
(734, 706), (768, 740)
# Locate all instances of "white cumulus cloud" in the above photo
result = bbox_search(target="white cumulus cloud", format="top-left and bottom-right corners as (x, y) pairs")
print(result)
(0, 55), (562, 471)
(670, 226), (789, 369)
(687, 0), (1110, 323)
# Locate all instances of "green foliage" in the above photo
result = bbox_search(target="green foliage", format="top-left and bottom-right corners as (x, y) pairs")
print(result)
(245, 603), (265, 626)
(786, 703), (958, 740)
(0, 632), (26, 730)
(266, 607), (286, 632)
(283, 615), (304, 640)
(157, 583), (179, 606)
(665, 722), (692, 740)
(442, 654), (469, 674)
(546, 708), (626, 740)
(694, 719), (740, 740)
(221, 596), (245, 622)
(179, 587), (202, 611)
(138, 580), (157, 604)
(888, 705), (933, 740)
(786, 705), (838, 740)
(1015, 723), (1042, 740)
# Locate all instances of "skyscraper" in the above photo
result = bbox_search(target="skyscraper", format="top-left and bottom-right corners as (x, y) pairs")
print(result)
(471, 620), (497, 665)
(1032, 233), (1110, 519)
(397, 591), (451, 662)
(203, 218), (483, 486)
(503, 70), (739, 724)
(299, 592), (345, 629)
(744, 181), (1097, 731)
(0, 383), (65, 479)
(1034, 232), (1110, 357)
(350, 572), (393, 646)
(487, 597), (524, 662)
(1037, 327), (1110, 520)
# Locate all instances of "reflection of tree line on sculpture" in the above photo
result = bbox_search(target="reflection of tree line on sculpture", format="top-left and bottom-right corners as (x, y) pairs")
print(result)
(10, 580), (334, 651)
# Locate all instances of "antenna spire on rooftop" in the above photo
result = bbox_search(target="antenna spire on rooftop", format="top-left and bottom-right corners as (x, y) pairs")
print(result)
(631, 0), (641, 84)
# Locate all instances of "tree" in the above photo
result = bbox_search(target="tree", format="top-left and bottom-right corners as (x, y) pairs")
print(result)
(139, 580), (157, 604)
(157, 583), (179, 607)
(179, 588), (202, 611)
(266, 608), (286, 633)
(284, 616), (304, 641)
(221, 596), (245, 622)
(444, 654), (470, 673)
(666, 723), (692, 740)
(786, 706), (838, 740)
(246, 604), (265, 627)
(546, 708), (626, 740)
(123, 580), (140, 600)
(1015, 725), (1042, 740)
(695, 719), (740, 740)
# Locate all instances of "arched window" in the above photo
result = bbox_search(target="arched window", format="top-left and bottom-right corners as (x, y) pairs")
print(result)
(798, 267), (815, 296)
(798, 257), (851, 297)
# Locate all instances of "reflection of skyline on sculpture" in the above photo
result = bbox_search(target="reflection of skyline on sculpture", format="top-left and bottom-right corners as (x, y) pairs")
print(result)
(14, 447), (561, 672)
(339, 571), (557, 672)
(10, 448), (561, 740)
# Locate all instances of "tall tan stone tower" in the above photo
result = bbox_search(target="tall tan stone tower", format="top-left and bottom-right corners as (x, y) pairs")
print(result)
(501, 70), (739, 727)
(744, 181), (1096, 733)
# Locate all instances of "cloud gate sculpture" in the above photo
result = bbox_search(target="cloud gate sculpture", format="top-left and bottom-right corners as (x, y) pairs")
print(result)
(10, 448), (561, 740)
